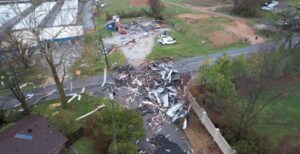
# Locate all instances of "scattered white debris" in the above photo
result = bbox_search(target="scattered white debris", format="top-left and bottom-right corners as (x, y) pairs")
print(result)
(20, 82), (35, 89)
(67, 87), (85, 103)
(68, 94), (78, 103)
(75, 104), (105, 121)
(182, 118), (187, 130)
(25, 94), (34, 100)
(165, 149), (171, 152)
(101, 68), (107, 87)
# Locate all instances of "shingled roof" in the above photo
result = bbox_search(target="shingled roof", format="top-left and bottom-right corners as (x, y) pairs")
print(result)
(0, 116), (68, 154)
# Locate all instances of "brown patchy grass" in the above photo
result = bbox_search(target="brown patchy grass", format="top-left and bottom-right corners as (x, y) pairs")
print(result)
(209, 31), (241, 47)
(185, 111), (222, 154)
(182, 0), (232, 7)
(177, 13), (214, 21)
(129, 0), (148, 7)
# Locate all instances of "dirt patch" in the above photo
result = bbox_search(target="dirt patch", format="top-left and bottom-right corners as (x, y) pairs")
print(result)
(129, 0), (148, 7)
(185, 111), (222, 154)
(177, 13), (214, 21)
(177, 13), (265, 45)
(209, 31), (241, 47)
(225, 20), (265, 44)
(183, 0), (232, 7)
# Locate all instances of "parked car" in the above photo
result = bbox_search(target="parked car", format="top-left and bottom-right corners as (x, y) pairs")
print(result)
(157, 35), (176, 45)
(98, 2), (108, 8)
(261, 1), (279, 11)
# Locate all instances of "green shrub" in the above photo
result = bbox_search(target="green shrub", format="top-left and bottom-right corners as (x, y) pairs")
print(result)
(232, 0), (264, 17)
(285, 50), (300, 75)
(94, 104), (144, 142)
(48, 110), (81, 134)
(233, 135), (270, 154)
(108, 142), (138, 154)
(116, 9), (148, 19)
(3, 110), (23, 123)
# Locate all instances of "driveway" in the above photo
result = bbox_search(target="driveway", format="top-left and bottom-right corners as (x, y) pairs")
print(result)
(104, 32), (156, 67)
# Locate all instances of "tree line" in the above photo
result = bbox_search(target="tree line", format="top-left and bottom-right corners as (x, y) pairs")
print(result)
(193, 36), (300, 153)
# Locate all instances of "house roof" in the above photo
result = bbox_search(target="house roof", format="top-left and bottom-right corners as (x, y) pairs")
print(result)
(0, 116), (68, 154)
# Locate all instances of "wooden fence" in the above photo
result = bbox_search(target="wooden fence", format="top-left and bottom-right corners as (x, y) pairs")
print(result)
(188, 93), (236, 154)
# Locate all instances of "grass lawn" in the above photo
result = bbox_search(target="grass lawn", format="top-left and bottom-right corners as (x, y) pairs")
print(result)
(254, 82), (300, 147)
(31, 95), (110, 134)
(71, 32), (126, 76)
(100, 0), (147, 14)
(63, 137), (94, 154)
(71, 9), (126, 76)
(281, 0), (300, 5)
(147, 10), (248, 60)
(164, 0), (232, 7)
(147, 2), (249, 60)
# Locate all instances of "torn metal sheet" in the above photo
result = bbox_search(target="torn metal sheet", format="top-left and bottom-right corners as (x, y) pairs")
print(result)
(161, 94), (169, 108)
(171, 109), (188, 123)
(166, 103), (183, 118)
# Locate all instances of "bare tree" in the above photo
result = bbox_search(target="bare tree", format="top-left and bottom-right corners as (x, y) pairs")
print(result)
(232, 0), (263, 17)
(3, 28), (34, 69)
(8, 0), (82, 108)
(233, 49), (287, 140)
(148, 0), (165, 19)
(274, 6), (300, 49)
(0, 53), (30, 115)
(42, 42), (68, 108)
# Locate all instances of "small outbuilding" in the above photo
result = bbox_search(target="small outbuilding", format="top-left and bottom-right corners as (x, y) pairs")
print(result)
(105, 20), (117, 31)
(0, 116), (68, 154)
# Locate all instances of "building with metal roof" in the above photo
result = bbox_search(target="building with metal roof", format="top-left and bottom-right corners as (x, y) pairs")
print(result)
(13, 1), (56, 30)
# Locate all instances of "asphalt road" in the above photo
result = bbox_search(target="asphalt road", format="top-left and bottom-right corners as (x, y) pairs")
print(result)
(1, 37), (299, 109)
(0, 37), (299, 153)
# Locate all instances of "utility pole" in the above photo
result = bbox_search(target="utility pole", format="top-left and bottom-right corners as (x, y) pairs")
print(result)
(109, 92), (118, 154)
(99, 33), (110, 69)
